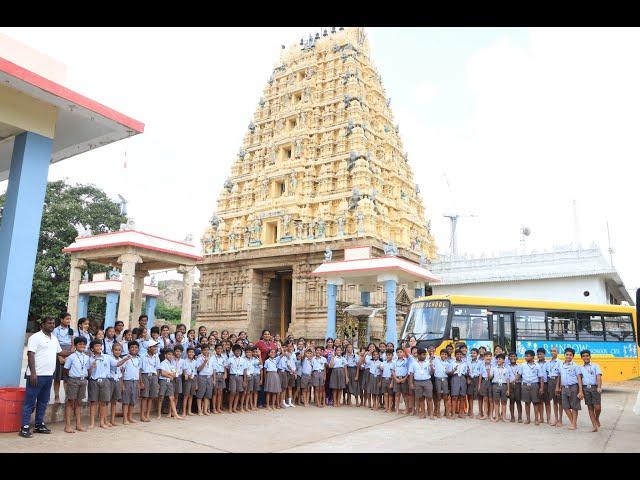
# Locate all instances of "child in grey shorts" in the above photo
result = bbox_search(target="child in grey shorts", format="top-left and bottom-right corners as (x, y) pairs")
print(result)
(158, 349), (182, 420)
(62, 336), (90, 433)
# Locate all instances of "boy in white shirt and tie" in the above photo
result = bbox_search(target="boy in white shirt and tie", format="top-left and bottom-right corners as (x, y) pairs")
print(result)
(450, 349), (469, 419)
(558, 347), (583, 430)
(409, 348), (434, 420)
(520, 349), (543, 425)
(578, 349), (602, 432)
(228, 344), (249, 413)
(547, 346), (563, 426)
(490, 353), (510, 422)
(158, 348), (183, 420)
(119, 341), (142, 424)
(62, 337), (89, 433)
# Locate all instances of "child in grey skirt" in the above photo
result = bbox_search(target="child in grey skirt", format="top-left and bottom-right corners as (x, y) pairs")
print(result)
(329, 346), (347, 407)
(182, 347), (198, 416)
(344, 343), (359, 406)
(357, 347), (369, 407)
(367, 350), (382, 410)
(263, 349), (281, 410)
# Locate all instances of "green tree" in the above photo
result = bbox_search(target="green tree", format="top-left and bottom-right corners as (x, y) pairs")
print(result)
(0, 180), (126, 321)
(155, 301), (182, 323)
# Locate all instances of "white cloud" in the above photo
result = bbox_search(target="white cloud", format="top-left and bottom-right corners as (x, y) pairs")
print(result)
(412, 81), (439, 104)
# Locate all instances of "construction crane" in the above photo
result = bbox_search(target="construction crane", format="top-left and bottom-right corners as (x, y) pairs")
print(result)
(442, 173), (476, 257)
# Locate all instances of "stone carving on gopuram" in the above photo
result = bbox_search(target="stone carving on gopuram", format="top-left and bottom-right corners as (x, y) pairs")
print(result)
(198, 27), (436, 342)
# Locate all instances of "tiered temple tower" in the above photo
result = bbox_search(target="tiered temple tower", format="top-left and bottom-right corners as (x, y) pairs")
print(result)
(198, 27), (436, 341)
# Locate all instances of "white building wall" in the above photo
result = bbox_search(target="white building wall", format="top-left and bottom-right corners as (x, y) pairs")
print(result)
(604, 281), (627, 305)
(432, 276), (609, 304)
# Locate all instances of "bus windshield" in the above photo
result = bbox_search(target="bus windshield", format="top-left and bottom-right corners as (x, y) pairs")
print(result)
(402, 300), (450, 341)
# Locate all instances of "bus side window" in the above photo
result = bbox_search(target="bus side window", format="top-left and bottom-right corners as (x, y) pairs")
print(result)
(515, 310), (547, 340)
(471, 316), (488, 339)
(451, 316), (470, 340)
(451, 309), (489, 340)
(491, 314), (499, 346)
(604, 314), (633, 342)
(576, 313), (604, 341)
(547, 311), (577, 341)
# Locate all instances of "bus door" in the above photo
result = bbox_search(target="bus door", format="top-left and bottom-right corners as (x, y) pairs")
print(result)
(491, 312), (515, 354)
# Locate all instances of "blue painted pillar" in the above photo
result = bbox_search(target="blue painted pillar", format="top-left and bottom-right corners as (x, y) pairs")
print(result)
(384, 279), (398, 346)
(104, 292), (119, 330)
(78, 294), (90, 320)
(361, 291), (370, 306)
(145, 296), (157, 325)
(0, 132), (53, 387)
(325, 283), (337, 340)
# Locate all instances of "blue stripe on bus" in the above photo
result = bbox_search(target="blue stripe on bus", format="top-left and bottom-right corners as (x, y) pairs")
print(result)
(516, 341), (637, 358)
(458, 340), (637, 358)
(462, 340), (494, 352)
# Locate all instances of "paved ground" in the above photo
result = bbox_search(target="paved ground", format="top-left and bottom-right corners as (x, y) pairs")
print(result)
(1, 380), (638, 452)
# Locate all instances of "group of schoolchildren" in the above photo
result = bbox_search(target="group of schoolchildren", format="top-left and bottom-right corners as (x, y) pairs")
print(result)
(52, 312), (604, 434)
(399, 342), (603, 432)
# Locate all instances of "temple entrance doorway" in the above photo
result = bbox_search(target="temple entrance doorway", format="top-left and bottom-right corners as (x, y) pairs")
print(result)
(264, 269), (293, 339)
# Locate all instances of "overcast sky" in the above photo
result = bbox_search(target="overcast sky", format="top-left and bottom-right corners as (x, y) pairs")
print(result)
(1, 27), (638, 291)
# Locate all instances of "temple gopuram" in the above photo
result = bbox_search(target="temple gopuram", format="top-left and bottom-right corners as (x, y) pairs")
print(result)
(198, 27), (436, 342)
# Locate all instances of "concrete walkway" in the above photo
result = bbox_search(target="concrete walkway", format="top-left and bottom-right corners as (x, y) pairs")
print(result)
(1, 381), (638, 452)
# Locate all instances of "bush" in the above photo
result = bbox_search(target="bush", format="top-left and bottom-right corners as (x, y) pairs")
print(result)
(155, 301), (182, 323)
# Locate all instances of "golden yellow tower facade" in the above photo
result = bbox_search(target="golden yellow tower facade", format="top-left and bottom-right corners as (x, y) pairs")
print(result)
(198, 27), (435, 341)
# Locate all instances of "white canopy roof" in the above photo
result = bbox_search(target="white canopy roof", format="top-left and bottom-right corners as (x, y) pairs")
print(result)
(312, 247), (440, 285)
(63, 229), (202, 264)
(0, 55), (144, 181)
(79, 279), (159, 298)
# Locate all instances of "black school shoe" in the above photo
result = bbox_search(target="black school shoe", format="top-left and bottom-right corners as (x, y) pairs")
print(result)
(34, 423), (51, 434)
(19, 426), (33, 438)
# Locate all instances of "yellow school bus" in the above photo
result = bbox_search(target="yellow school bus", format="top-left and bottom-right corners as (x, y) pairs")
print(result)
(400, 295), (639, 381)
